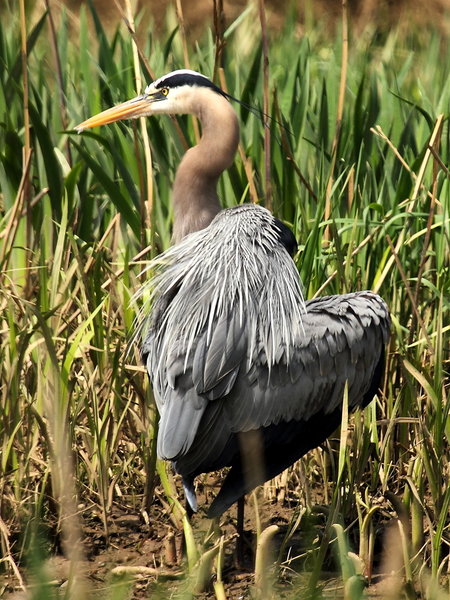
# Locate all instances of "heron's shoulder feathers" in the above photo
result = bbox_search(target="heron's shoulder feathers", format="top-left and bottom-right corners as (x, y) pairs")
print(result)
(139, 204), (306, 372)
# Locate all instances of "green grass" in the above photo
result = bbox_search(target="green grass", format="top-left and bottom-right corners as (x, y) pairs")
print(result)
(0, 2), (449, 598)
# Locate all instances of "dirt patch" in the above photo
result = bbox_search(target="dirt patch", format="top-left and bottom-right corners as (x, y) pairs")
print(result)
(1, 472), (397, 599)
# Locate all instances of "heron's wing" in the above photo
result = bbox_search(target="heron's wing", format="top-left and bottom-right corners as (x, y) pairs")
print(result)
(171, 291), (389, 478)
(205, 292), (390, 517)
(191, 311), (247, 400)
(224, 291), (390, 430)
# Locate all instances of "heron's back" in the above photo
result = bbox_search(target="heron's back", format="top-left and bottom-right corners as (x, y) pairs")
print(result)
(139, 204), (390, 515)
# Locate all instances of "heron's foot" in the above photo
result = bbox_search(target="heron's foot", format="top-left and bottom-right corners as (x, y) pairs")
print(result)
(235, 527), (255, 570)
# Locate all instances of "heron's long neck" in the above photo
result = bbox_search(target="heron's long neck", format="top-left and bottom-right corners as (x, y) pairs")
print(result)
(172, 91), (239, 243)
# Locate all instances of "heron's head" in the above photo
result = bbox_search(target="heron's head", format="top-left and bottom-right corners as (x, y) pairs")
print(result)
(75, 69), (227, 132)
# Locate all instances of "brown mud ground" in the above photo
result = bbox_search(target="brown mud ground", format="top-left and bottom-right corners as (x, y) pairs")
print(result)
(2, 471), (406, 599)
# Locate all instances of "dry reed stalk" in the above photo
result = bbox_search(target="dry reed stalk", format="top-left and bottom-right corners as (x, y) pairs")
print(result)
(324, 0), (348, 241)
(18, 0), (32, 292)
(258, 0), (272, 210)
(372, 114), (445, 294)
(218, 68), (259, 204)
(213, 0), (226, 76)
(0, 151), (32, 269)
(40, 359), (88, 599)
(410, 124), (444, 346)
(175, 0), (200, 144)
(119, 0), (154, 236)
(44, 0), (72, 165)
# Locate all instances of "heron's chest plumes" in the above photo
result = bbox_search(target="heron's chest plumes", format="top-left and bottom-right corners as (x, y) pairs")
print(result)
(137, 205), (305, 390)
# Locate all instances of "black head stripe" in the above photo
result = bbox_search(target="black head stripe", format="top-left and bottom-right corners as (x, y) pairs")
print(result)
(155, 72), (226, 97)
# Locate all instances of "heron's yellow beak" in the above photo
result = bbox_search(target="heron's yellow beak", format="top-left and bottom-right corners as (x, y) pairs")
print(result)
(75, 95), (153, 132)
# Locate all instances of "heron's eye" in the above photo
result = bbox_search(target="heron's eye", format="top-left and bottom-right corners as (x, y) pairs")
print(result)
(160, 87), (169, 96)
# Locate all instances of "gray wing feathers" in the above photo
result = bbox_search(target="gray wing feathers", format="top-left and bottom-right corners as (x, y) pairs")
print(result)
(151, 288), (389, 469)
(157, 383), (208, 460)
(220, 291), (389, 433)
(192, 312), (246, 399)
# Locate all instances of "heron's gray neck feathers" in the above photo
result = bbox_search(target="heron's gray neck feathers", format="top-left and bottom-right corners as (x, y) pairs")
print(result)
(172, 89), (240, 243)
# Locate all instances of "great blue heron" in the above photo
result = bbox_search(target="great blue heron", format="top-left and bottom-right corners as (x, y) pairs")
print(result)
(76, 69), (390, 521)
